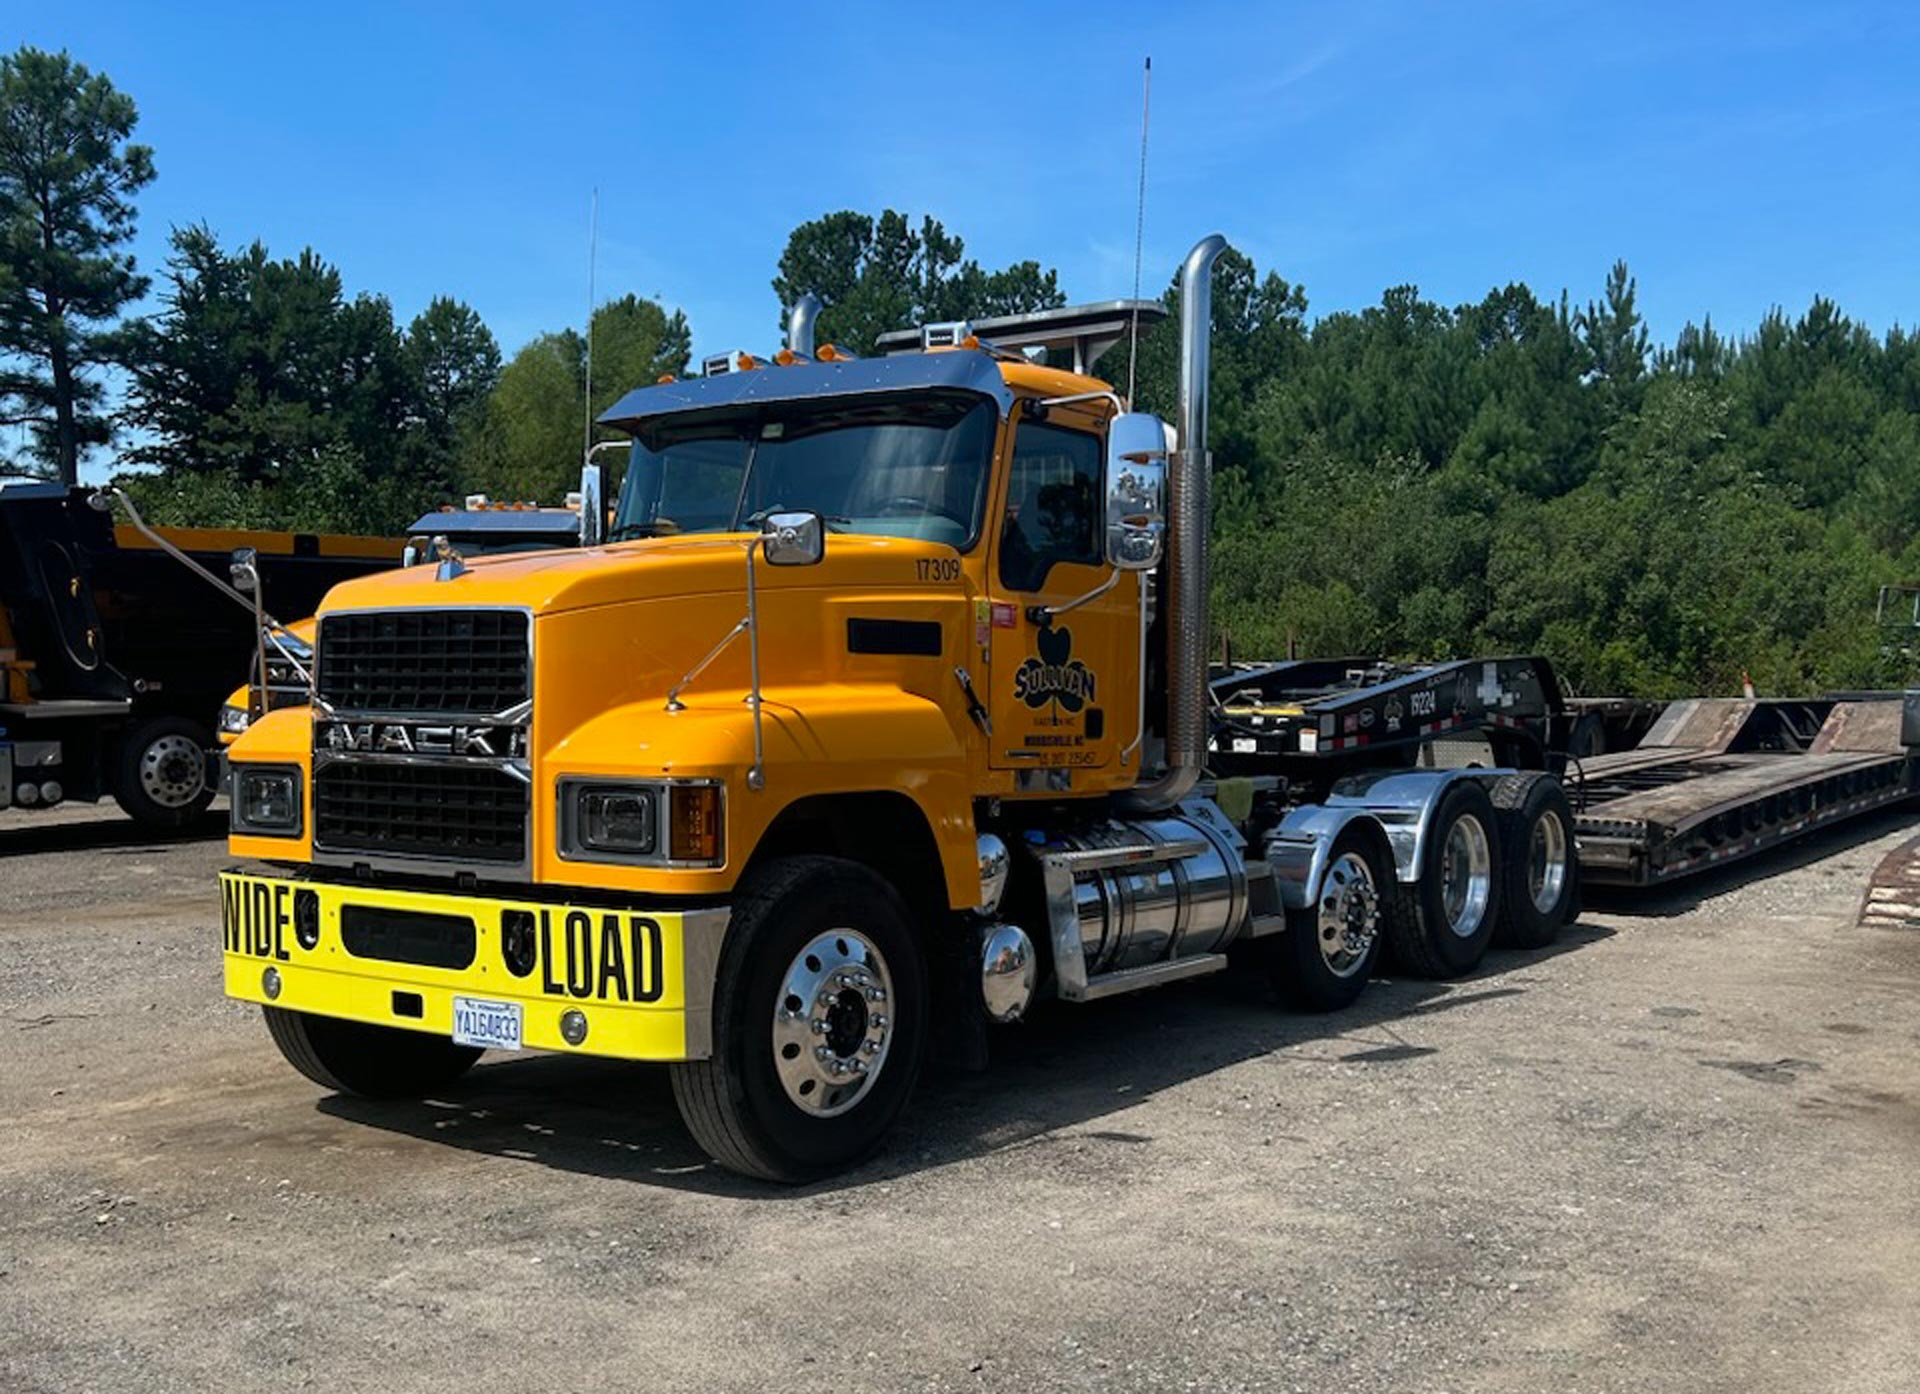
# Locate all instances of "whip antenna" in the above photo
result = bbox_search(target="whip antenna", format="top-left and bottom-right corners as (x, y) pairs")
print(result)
(1127, 56), (1151, 404)
(583, 187), (599, 462)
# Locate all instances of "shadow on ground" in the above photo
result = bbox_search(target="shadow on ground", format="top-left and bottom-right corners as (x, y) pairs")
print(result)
(0, 807), (225, 857)
(1582, 802), (1920, 919)
(319, 919), (1614, 1198)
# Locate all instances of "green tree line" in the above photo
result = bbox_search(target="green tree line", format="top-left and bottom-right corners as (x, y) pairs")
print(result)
(3, 45), (1915, 696)
(1111, 251), (1920, 695)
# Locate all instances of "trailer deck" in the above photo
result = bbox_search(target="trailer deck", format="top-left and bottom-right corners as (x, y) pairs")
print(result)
(1572, 697), (1918, 885)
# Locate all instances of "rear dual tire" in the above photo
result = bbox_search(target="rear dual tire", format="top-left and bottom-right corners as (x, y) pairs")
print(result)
(1268, 823), (1394, 1012)
(1490, 773), (1579, 949)
(1388, 776), (1579, 978)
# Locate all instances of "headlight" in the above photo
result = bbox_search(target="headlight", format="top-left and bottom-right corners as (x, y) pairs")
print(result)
(581, 787), (656, 854)
(219, 704), (252, 735)
(557, 779), (723, 867)
(231, 764), (302, 837)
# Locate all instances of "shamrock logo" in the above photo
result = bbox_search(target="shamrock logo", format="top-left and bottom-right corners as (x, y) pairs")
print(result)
(1013, 625), (1097, 716)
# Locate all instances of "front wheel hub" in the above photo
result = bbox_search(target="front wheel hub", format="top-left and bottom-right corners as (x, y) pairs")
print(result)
(771, 931), (894, 1117)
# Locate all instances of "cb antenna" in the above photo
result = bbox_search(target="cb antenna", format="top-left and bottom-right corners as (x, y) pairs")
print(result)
(583, 187), (599, 463)
(1127, 56), (1152, 405)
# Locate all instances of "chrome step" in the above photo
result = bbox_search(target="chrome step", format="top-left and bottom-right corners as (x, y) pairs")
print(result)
(1078, 953), (1229, 1000)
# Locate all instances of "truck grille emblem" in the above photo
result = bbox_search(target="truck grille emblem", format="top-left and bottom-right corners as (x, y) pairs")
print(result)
(319, 721), (527, 760)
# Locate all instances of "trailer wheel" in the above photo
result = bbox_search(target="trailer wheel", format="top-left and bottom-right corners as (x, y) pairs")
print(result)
(670, 856), (927, 1183)
(262, 1006), (481, 1098)
(1269, 822), (1394, 1012)
(114, 715), (215, 830)
(1389, 781), (1502, 978)
(1490, 773), (1579, 948)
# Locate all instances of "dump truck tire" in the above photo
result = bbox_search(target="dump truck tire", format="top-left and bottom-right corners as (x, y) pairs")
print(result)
(1490, 773), (1579, 948)
(1388, 780), (1503, 979)
(114, 715), (215, 830)
(670, 856), (926, 1184)
(1268, 821), (1394, 1012)
(263, 1006), (481, 1098)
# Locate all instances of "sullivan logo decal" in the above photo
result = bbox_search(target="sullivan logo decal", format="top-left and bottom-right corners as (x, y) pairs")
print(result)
(319, 720), (528, 760)
(1013, 625), (1096, 714)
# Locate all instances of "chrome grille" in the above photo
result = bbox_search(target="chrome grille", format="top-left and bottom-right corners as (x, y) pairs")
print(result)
(317, 610), (529, 716)
(315, 762), (526, 864)
(312, 608), (532, 872)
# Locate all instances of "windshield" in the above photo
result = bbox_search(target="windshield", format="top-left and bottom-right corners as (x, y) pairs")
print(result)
(610, 391), (997, 549)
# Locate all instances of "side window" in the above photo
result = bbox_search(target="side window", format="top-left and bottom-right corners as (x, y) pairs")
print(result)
(998, 420), (1102, 592)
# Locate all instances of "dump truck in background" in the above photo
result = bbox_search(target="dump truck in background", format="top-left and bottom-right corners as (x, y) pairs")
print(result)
(218, 236), (1592, 1181)
(0, 483), (395, 829)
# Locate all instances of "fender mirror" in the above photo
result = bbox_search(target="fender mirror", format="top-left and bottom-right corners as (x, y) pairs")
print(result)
(1105, 412), (1169, 572)
(761, 510), (825, 567)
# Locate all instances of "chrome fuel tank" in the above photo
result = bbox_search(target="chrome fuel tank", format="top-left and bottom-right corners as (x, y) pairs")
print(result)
(1051, 804), (1249, 977)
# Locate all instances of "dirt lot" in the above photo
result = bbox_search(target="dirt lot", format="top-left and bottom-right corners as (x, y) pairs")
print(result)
(2, 802), (1917, 1393)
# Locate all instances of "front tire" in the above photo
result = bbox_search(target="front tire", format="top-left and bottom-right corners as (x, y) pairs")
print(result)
(670, 856), (927, 1183)
(114, 715), (215, 830)
(1388, 780), (1503, 979)
(1268, 822), (1393, 1012)
(263, 1006), (481, 1098)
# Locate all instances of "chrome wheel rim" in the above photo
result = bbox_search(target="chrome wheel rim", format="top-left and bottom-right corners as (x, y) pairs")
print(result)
(1529, 810), (1569, 914)
(139, 733), (206, 808)
(771, 930), (894, 1118)
(1316, 851), (1381, 978)
(1439, 813), (1493, 938)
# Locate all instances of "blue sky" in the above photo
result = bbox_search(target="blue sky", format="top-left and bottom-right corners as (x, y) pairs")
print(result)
(21, 2), (1920, 395)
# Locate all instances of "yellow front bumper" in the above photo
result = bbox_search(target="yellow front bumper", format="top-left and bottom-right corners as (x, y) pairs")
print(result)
(219, 869), (727, 1060)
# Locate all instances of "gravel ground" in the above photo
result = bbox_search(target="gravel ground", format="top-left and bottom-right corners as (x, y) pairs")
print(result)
(1, 801), (1916, 1393)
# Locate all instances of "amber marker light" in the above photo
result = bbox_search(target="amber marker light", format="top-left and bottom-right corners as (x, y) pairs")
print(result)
(669, 784), (724, 864)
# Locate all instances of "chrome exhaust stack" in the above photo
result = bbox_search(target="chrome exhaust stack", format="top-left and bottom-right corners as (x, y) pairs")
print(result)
(787, 293), (822, 359)
(1123, 233), (1227, 813)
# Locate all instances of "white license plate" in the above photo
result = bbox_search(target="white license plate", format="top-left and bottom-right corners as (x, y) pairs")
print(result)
(452, 996), (522, 1051)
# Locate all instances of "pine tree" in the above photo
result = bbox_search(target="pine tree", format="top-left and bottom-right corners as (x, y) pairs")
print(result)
(0, 47), (154, 483)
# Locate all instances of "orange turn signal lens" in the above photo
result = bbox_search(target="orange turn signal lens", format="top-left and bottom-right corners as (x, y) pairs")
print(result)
(668, 784), (724, 864)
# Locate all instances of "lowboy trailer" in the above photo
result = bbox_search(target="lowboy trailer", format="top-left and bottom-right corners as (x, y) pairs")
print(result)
(1207, 667), (1920, 890)
(1571, 695), (1920, 886)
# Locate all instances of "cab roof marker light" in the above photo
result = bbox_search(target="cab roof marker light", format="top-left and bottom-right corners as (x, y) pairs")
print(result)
(702, 350), (764, 377)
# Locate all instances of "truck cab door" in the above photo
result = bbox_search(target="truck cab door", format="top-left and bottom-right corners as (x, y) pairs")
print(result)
(986, 413), (1137, 782)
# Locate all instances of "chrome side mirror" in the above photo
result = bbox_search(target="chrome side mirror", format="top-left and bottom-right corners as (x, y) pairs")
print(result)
(578, 460), (606, 546)
(761, 510), (825, 567)
(1104, 412), (1168, 572)
(229, 546), (260, 593)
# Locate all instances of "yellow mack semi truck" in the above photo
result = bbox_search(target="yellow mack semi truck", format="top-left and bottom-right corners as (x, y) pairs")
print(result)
(219, 237), (1580, 1181)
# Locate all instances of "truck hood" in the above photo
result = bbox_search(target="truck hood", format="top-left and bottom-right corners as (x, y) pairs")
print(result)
(316, 531), (955, 618)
